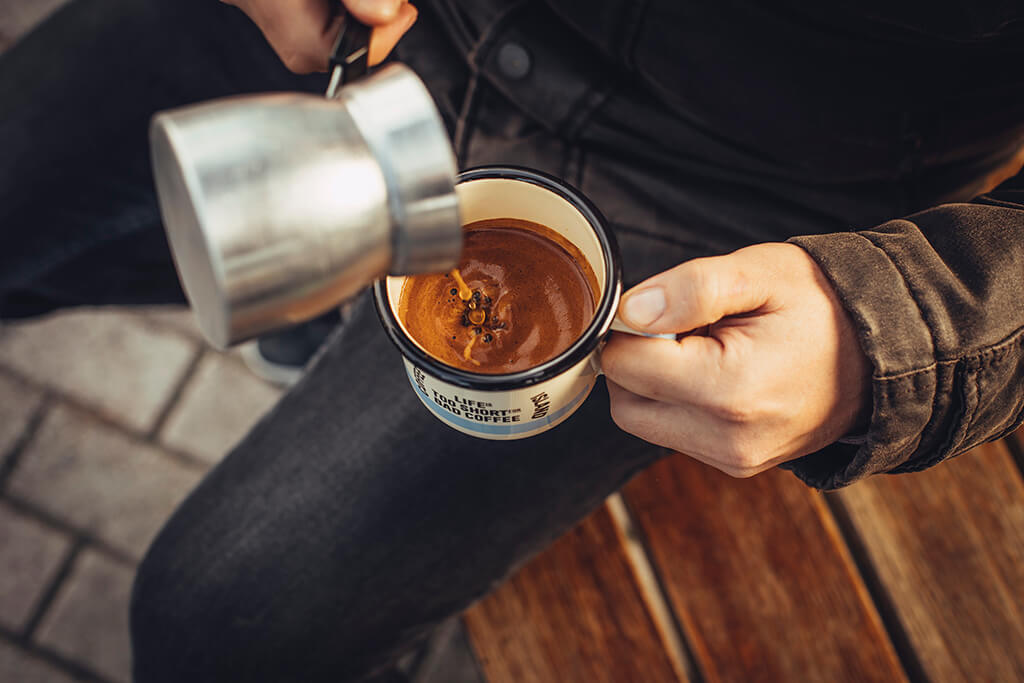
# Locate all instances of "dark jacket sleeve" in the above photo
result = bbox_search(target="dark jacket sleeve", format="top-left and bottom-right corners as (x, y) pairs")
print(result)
(780, 179), (1024, 490)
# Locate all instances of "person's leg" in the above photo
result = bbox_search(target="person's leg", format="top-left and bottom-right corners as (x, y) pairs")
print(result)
(0, 0), (327, 317)
(130, 289), (667, 683)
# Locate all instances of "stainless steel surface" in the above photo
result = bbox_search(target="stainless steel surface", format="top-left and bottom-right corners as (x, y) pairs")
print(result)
(150, 63), (461, 348)
(338, 64), (461, 274)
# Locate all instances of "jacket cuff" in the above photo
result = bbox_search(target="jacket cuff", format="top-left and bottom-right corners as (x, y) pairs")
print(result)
(781, 230), (938, 489)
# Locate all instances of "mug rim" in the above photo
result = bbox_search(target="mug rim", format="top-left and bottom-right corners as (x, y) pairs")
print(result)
(373, 166), (622, 391)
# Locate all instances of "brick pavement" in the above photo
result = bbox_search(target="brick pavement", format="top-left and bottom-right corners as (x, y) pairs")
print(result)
(0, 3), (485, 682)
(0, 306), (283, 683)
(0, 4), (289, 678)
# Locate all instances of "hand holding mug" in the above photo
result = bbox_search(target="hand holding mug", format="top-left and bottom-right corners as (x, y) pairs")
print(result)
(602, 243), (872, 477)
(223, 0), (418, 73)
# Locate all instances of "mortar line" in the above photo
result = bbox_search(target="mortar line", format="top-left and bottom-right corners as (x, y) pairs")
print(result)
(0, 362), (210, 471)
(0, 495), (138, 567)
(20, 538), (86, 641)
(0, 622), (113, 683)
(134, 308), (202, 343)
(0, 395), (52, 493)
(145, 345), (206, 442)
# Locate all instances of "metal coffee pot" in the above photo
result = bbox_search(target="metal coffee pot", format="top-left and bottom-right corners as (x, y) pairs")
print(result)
(150, 18), (460, 348)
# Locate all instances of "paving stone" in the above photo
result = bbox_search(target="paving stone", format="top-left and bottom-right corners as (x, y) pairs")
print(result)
(0, 502), (72, 631)
(8, 405), (204, 560)
(160, 352), (283, 464)
(0, 309), (197, 432)
(0, 371), (43, 461)
(144, 305), (205, 342)
(0, 0), (69, 47)
(35, 549), (133, 683)
(0, 639), (78, 683)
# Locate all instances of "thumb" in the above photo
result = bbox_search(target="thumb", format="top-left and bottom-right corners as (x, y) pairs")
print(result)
(618, 252), (769, 334)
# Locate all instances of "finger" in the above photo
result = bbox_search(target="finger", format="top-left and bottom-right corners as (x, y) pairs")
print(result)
(276, 1), (415, 73)
(607, 380), (780, 478)
(617, 250), (770, 335)
(245, 0), (339, 74)
(601, 332), (724, 405)
(342, 0), (405, 25)
(367, 2), (417, 65)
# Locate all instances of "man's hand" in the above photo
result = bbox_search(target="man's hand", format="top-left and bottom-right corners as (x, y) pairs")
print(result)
(602, 243), (872, 478)
(223, 0), (418, 74)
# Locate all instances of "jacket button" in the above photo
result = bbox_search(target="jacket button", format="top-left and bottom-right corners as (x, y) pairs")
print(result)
(497, 42), (531, 80)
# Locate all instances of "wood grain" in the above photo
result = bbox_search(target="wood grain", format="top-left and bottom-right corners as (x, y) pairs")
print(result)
(833, 439), (1024, 683)
(623, 455), (906, 683)
(1009, 425), (1024, 471)
(463, 504), (683, 683)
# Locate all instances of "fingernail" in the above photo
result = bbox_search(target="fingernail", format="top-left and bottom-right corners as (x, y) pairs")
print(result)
(622, 287), (666, 327)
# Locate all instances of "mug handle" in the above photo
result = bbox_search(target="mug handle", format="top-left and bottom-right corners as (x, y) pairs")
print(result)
(591, 317), (676, 376)
(325, 9), (372, 99)
(609, 316), (676, 340)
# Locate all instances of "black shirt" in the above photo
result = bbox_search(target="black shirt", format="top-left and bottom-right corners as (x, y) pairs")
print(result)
(543, 0), (1024, 181)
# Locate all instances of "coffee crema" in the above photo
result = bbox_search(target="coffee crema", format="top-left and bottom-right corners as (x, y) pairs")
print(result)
(398, 219), (598, 374)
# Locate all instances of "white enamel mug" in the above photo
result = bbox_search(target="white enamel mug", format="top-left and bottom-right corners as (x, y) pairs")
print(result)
(373, 167), (622, 440)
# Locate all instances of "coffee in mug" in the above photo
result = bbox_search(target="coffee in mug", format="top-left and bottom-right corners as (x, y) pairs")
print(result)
(397, 218), (600, 374)
(375, 167), (622, 440)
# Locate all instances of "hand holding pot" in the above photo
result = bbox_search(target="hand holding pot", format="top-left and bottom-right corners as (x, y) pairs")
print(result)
(223, 0), (418, 73)
(601, 243), (872, 477)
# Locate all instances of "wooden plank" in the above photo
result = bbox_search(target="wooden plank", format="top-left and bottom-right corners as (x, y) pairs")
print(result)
(1009, 425), (1024, 471)
(463, 504), (684, 683)
(833, 439), (1024, 682)
(623, 455), (906, 683)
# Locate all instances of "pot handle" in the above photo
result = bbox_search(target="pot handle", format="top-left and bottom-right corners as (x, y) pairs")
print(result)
(325, 9), (372, 98)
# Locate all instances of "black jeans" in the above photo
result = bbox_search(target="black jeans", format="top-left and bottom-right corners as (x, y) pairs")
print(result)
(0, 0), (970, 681)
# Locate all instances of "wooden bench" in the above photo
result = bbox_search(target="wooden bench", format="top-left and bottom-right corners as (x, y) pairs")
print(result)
(461, 428), (1024, 682)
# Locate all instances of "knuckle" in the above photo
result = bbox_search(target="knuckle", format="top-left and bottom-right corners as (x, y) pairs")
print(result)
(609, 398), (655, 439)
(708, 383), (772, 424)
(684, 261), (719, 322)
(711, 400), (756, 425)
(723, 463), (761, 479)
(719, 437), (765, 476)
